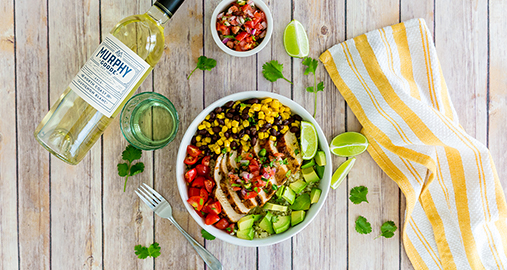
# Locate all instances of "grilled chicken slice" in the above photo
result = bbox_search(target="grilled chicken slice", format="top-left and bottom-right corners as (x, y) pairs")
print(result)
(213, 154), (244, 223)
(220, 153), (256, 212)
(276, 132), (303, 173)
(225, 152), (258, 209)
(252, 141), (276, 204)
(264, 140), (290, 186)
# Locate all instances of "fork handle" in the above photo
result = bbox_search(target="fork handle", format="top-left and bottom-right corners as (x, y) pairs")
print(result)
(167, 217), (223, 270)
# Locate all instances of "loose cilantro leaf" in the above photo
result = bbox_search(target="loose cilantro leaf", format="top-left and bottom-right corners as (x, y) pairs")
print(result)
(118, 145), (145, 192)
(188, 56), (217, 80)
(349, 186), (369, 204)
(302, 57), (324, 118)
(201, 229), (216, 240)
(135, 242), (161, 259)
(355, 216), (372, 234)
(262, 60), (293, 84)
(377, 221), (397, 239)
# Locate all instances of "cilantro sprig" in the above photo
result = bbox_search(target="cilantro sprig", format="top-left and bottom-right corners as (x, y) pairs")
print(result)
(376, 221), (397, 239)
(302, 57), (324, 118)
(188, 56), (217, 80)
(117, 145), (145, 192)
(355, 216), (372, 234)
(262, 60), (293, 84)
(349, 186), (369, 204)
(134, 242), (161, 259)
(201, 229), (216, 240)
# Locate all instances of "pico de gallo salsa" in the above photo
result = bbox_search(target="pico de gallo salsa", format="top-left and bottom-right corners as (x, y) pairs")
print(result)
(216, 0), (268, 51)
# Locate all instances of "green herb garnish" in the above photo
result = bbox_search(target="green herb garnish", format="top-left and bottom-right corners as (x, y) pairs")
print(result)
(135, 242), (161, 259)
(349, 186), (369, 204)
(118, 145), (145, 192)
(262, 60), (293, 84)
(286, 170), (291, 177)
(201, 229), (216, 240)
(272, 184), (278, 190)
(302, 57), (325, 118)
(376, 221), (397, 239)
(188, 56), (217, 80)
(355, 216), (372, 234)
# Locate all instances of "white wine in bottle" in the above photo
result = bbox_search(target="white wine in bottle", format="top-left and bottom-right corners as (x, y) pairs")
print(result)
(34, 0), (184, 165)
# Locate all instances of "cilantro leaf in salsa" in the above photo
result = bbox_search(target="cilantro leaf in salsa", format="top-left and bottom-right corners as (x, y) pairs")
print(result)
(117, 145), (145, 192)
(135, 242), (161, 259)
(355, 216), (372, 234)
(188, 56), (217, 80)
(349, 186), (369, 204)
(262, 60), (293, 84)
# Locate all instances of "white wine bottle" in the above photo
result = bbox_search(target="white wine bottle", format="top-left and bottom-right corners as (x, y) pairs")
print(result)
(34, 0), (184, 165)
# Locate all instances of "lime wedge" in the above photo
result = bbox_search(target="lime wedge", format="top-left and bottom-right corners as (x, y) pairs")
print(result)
(300, 121), (318, 160)
(330, 132), (369, 157)
(283, 20), (310, 58)
(331, 158), (356, 189)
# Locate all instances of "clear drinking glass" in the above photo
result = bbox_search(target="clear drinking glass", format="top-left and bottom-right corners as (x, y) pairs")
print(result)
(120, 92), (179, 150)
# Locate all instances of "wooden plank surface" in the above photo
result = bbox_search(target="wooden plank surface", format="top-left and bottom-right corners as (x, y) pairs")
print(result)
(2, 0), (506, 269)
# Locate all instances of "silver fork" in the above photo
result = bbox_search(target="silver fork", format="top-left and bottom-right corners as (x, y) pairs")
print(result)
(136, 183), (223, 270)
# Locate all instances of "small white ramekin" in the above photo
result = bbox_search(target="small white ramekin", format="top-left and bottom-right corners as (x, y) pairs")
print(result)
(210, 0), (273, 57)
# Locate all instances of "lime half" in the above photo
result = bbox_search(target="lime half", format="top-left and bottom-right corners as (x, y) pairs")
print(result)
(331, 158), (356, 189)
(283, 20), (310, 58)
(300, 121), (318, 160)
(330, 132), (369, 157)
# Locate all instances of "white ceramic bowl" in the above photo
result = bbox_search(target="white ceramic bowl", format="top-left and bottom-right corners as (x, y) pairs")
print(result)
(210, 0), (273, 57)
(176, 91), (332, 247)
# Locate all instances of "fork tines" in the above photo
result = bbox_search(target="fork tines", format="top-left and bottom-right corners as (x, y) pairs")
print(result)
(135, 183), (163, 208)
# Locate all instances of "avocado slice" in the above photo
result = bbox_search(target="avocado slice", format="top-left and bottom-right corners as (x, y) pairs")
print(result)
(236, 227), (254, 240)
(251, 214), (263, 222)
(291, 210), (306, 226)
(272, 216), (291, 234)
(314, 151), (326, 166)
(259, 212), (275, 234)
(301, 159), (316, 169)
(275, 185), (285, 198)
(238, 215), (255, 231)
(315, 165), (325, 179)
(302, 167), (320, 183)
(263, 202), (288, 212)
(282, 186), (296, 204)
(289, 180), (308, 194)
(290, 193), (311, 211)
(310, 188), (322, 204)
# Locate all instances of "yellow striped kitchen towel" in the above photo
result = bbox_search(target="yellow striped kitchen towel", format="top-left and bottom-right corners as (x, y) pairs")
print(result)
(320, 18), (507, 269)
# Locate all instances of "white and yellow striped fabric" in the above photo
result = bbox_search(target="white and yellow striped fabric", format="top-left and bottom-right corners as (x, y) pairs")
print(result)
(320, 18), (507, 269)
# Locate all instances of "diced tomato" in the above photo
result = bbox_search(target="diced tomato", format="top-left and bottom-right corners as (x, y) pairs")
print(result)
(200, 188), (209, 202)
(185, 168), (197, 183)
(207, 201), (222, 215)
(252, 17), (261, 25)
(205, 213), (221, 225)
(191, 176), (205, 188)
(254, 179), (266, 188)
(245, 20), (256, 28)
(225, 223), (236, 234)
(188, 187), (200, 197)
(184, 155), (199, 165)
(254, 22), (264, 31)
(236, 31), (249, 42)
(248, 159), (259, 173)
(202, 199), (213, 214)
(274, 153), (285, 158)
(187, 145), (202, 157)
(254, 10), (266, 20)
(195, 209), (205, 217)
(232, 186), (242, 191)
(227, 5), (239, 14)
(243, 191), (258, 200)
(201, 156), (211, 166)
(231, 26), (241, 34)
(214, 218), (229, 230)
(204, 179), (215, 193)
(241, 4), (253, 13)
(196, 164), (210, 176)
(187, 196), (205, 211)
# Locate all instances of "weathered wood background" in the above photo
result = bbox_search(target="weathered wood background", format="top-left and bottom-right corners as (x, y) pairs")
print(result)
(0, 0), (505, 269)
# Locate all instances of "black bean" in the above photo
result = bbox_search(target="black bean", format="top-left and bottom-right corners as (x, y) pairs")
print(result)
(224, 101), (234, 108)
(241, 114), (249, 120)
(250, 127), (257, 136)
(232, 134), (239, 139)
(233, 115), (241, 121)
(229, 109), (236, 114)
(264, 123), (272, 129)
(244, 98), (260, 104)
(259, 127), (267, 133)
(198, 129), (207, 135)
(191, 136), (197, 145)
(246, 129), (251, 135)
(204, 149), (211, 156)
(275, 130), (281, 136)
(251, 137), (257, 146)
(294, 114), (302, 121)
(209, 112), (216, 119)
(214, 107), (223, 114)
(212, 127), (221, 133)
(226, 112), (234, 118)
(199, 145), (207, 151)
(239, 130), (245, 137)
(290, 127), (299, 133)
(273, 118), (280, 125)
(270, 129), (277, 135)
(224, 132), (230, 138)
(231, 141), (238, 148)
(282, 120), (290, 126)
(218, 119), (225, 125)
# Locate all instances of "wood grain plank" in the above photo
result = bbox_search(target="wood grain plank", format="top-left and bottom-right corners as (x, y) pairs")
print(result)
(256, 0), (293, 268)
(400, 1), (434, 268)
(47, 0), (102, 268)
(435, 0), (488, 143)
(101, 1), (155, 269)
(488, 0), (507, 197)
(345, 1), (401, 269)
(291, 0), (347, 270)
(202, 0), (258, 269)
(152, 0), (205, 269)
(0, 0), (18, 269)
(15, 0), (51, 268)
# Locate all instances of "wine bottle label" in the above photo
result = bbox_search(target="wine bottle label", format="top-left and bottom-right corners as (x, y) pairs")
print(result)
(69, 34), (151, 118)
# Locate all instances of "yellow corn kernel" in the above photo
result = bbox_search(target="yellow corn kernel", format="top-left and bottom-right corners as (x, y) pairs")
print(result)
(258, 119), (265, 126)
(226, 147), (231, 152)
(281, 113), (290, 120)
(214, 148), (221, 155)
(270, 136), (277, 141)
(219, 132), (224, 137)
(205, 122), (212, 128)
(217, 140), (224, 146)
(258, 133), (265, 140)
(271, 100), (280, 109)
(225, 118), (230, 124)
(241, 134), (250, 141)
(281, 126), (289, 133)
(216, 113), (225, 119)
(232, 127), (238, 133)
(205, 115), (210, 120)
(205, 137), (212, 143)
(232, 120), (239, 127)
(224, 140), (230, 148)
(196, 142), (202, 147)
(252, 104), (261, 111)
(226, 122), (232, 129)
(273, 126), (278, 131)
(262, 98), (272, 104)
(279, 106), (285, 113)
(196, 135), (202, 142)
(198, 124), (206, 130)
(242, 120), (250, 127)
(208, 130), (214, 135)
(266, 116), (274, 124)
(221, 126), (228, 133)
(291, 122), (299, 127)
(242, 146), (249, 152)
(258, 111), (265, 120)
(201, 141), (208, 146)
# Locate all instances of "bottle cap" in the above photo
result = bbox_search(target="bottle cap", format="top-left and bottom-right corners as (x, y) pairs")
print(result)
(155, 0), (185, 16)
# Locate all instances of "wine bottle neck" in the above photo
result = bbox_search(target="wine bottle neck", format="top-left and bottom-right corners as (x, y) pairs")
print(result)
(147, 5), (171, 26)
